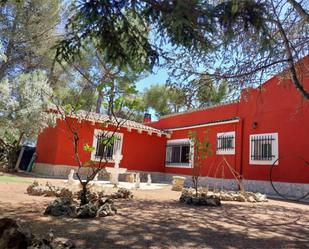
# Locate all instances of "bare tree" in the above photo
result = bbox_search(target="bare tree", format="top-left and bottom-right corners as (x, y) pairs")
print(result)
(188, 130), (212, 197)
(52, 90), (138, 205)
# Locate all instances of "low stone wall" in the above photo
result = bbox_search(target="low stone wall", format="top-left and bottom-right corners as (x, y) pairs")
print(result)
(33, 163), (110, 180)
(242, 179), (309, 200)
(122, 171), (309, 201)
(33, 163), (170, 182)
(33, 163), (309, 201)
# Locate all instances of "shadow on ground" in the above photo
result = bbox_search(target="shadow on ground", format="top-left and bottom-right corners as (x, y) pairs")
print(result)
(0, 197), (308, 249)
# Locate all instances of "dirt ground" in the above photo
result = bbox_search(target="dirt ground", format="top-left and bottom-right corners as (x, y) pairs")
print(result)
(0, 173), (308, 249)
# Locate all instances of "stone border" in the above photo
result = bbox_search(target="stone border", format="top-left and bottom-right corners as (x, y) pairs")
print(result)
(32, 163), (110, 180)
(33, 163), (309, 201)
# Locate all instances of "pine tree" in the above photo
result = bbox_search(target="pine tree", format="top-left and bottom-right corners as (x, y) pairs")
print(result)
(0, 0), (61, 81)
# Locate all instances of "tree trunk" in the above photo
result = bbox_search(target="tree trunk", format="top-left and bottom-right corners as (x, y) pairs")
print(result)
(95, 90), (104, 113)
(107, 82), (115, 116)
(7, 145), (19, 171)
(287, 0), (309, 23)
(192, 176), (198, 197)
(269, 1), (309, 100)
(275, 17), (309, 100)
(80, 183), (89, 206)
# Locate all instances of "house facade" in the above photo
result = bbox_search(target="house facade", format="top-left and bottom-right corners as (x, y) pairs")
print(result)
(34, 57), (309, 199)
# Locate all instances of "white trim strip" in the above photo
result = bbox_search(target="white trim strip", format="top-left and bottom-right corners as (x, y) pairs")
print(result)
(165, 164), (192, 169)
(166, 119), (240, 131)
(167, 138), (191, 145)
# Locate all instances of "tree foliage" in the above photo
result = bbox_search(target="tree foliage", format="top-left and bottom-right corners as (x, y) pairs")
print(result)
(0, 70), (55, 169)
(55, 0), (268, 71)
(0, 0), (61, 81)
(143, 84), (186, 116)
(143, 79), (228, 117)
(55, 0), (309, 100)
(168, 0), (309, 99)
(184, 77), (228, 109)
(55, 45), (144, 120)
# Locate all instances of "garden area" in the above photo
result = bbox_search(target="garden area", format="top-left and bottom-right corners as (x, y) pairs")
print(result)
(0, 173), (308, 249)
(1, 0), (309, 248)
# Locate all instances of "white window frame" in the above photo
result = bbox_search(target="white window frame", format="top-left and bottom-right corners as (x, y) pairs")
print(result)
(249, 133), (278, 165)
(165, 138), (193, 168)
(216, 131), (236, 155)
(91, 129), (123, 162)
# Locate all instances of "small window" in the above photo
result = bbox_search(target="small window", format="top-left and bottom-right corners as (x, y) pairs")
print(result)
(249, 133), (278, 165)
(216, 132), (235, 155)
(166, 139), (192, 167)
(91, 130), (123, 161)
(95, 134), (115, 159)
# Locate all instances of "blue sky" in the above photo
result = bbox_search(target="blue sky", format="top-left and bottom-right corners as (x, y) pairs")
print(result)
(136, 30), (174, 92)
(136, 67), (169, 92)
(135, 66), (170, 120)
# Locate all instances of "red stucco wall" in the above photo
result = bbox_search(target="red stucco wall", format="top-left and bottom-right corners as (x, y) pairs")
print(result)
(36, 118), (167, 173)
(36, 57), (309, 184)
(147, 56), (309, 184)
(238, 70), (309, 183)
(149, 102), (240, 130)
(36, 126), (59, 165)
(162, 122), (240, 180)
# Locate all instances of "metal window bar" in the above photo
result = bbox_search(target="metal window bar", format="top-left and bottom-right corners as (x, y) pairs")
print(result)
(217, 135), (234, 151)
(250, 135), (275, 160)
(95, 134), (121, 161)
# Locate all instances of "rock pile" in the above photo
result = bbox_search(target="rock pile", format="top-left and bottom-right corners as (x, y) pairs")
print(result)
(26, 181), (45, 196)
(27, 182), (133, 200)
(27, 182), (134, 219)
(179, 188), (221, 206)
(27, 181), (73, 199)
(0, 217), (75, 249)
(0, 217), (31, 249)
(218, 190), (267, 202)
(110, 188), (133, 199)
(180, 188), (267, 204)
(44, 198), (79, 217)
(96, 198), (117, 217)
(44, 197), (117, 219)
(75, 189), (105, 203)
(74, 188), (133, 201)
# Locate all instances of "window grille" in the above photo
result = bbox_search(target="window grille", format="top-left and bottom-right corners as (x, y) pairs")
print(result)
(250, 135), (275, 161)
(95, 135), (114, 160)
(216, 132), (235, 155)
(92, 130), (123, 161)
(217, 135), (234, 150)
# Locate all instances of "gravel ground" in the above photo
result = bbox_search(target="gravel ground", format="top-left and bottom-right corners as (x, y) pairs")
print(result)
(0, 173), (308, 249)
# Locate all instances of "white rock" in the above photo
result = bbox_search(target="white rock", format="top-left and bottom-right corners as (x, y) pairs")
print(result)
(147, 174), (152, 186)
(135, 173), (140, 188)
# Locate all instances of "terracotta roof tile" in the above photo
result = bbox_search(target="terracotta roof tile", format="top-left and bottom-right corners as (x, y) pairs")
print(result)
(73, 110), (170, 136)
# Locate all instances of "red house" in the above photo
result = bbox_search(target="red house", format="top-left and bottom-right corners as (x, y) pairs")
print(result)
(34, 57), (309, 199)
